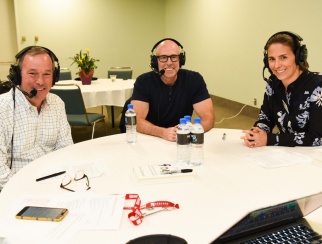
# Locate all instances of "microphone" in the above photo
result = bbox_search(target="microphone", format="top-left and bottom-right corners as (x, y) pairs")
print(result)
(262, 66), (275, 83)
(7, 75), (38, 98)
(150, 65), (165, 76)
(262, 66), (269, 82)
(159, 69), (165, 76)
(16, 87), (37, 98)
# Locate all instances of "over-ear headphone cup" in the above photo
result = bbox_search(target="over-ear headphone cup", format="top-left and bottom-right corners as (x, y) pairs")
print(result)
(53, 67), (60, 84)
(150, 55), (158, 70)
(179, 53), (186, 66)
(263, 54), (269, 68)
(8, 65), (21, 85)
(296, 45), (308, 65)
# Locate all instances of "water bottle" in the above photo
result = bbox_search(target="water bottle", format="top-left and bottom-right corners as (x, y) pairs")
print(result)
(177, 118), (190, 164)
(184, 115), (193, 131)
(189, 118), (204, 166)
(125, 104), (137, 143)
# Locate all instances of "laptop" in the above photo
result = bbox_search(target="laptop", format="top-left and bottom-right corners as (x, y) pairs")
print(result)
(212, 192), (322, 243)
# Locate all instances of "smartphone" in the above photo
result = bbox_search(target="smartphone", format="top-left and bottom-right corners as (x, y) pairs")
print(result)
(15, 206), (68, 222)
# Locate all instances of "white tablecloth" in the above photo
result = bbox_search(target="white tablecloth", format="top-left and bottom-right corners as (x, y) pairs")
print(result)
(55, 79), (135, 108)
(0, 129), (322, 243)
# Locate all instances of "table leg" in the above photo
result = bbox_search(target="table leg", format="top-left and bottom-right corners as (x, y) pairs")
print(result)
(111, 106), (115, 128)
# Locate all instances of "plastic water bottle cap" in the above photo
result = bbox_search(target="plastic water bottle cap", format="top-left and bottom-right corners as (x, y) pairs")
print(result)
(128, 104), (134, 109)
(194, 118), (201, 124)
(180, 118), (186, 124)
(184, 115), (191, 122)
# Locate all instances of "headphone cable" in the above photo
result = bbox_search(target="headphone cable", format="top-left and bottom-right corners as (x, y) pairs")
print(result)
(215, 104), (248, 124)
(10, 87), (16, 169)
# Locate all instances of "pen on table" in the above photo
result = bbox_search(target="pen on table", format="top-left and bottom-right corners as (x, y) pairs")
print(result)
(161, 169), (193, 174)
(222, 133), (226, 140)
(36, 171), (66, 182)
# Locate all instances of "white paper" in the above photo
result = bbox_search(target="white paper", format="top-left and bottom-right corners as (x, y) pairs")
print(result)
(243, 149), (312, 168)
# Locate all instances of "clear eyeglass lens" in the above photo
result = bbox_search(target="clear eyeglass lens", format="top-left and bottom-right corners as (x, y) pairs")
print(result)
(75, 170), (85, 181)
(62, 175), (72, 186)
(158, 55), (179, 62)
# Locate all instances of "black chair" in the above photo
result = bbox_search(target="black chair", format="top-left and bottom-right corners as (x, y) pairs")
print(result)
(50, 84), (107, 139)
(106, 67), (133, 128)
(126, 234), (188, 244)
(107, 66), (133, 80)
(0, 81), (12, 94)
(59, 68), (72, 80)
(119, 97), (132, 133)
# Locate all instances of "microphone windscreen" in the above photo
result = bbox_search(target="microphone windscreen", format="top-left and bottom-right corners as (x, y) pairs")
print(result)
(29, 89), (37, 98)
(159, 70), (165, 76)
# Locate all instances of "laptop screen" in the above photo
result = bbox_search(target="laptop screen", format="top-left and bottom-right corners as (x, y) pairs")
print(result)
(213, 192), (322, 243)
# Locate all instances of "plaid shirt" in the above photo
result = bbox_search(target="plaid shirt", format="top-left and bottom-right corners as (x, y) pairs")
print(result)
(0, 88), (73, 189)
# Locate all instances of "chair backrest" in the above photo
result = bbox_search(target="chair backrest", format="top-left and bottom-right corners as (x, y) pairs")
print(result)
(126, 234), (187, 244)
(50, 84), (87, 115)
(107, 66), (132, 80)
(119, 97), (132, 133)
(59, 68), (72, 80)
(0, 81), (12, 94)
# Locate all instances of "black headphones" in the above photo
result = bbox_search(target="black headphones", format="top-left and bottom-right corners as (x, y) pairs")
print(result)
(263, 31), (308, 69)
(8, 46), (60, 86)
(150, 38), (186, 72)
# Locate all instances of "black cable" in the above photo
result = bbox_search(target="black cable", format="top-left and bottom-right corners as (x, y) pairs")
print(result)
(10, 87), (16, 169)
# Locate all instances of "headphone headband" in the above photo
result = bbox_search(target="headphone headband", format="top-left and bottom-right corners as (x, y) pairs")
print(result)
(8, 46), (60, 86)
(264, 31), (303, 50)
(150, 38), (184, 53)
(15, 46), (60, 64)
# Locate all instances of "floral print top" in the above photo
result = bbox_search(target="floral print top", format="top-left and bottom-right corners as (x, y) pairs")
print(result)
(254, 71), (322, 147)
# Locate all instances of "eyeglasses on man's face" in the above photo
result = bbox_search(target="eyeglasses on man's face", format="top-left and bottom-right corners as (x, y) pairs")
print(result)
(156, 55), (180, 63)
(60, 170), (91, 192)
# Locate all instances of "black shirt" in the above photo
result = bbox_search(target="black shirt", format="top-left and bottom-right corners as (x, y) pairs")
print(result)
(255, 71), (322, 146)
(132, 69), (210, 128)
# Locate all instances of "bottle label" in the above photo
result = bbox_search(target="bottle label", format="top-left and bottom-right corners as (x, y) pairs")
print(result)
(177, 133), (190, 145)
(190, 133), (204, 144)
(125, 116), (136, 126)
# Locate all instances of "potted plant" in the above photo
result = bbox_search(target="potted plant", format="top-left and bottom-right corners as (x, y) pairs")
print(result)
(70, 48), (99, 85)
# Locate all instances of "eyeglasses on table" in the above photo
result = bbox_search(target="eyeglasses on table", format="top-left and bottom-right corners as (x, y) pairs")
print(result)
(60, 170), (91, 192)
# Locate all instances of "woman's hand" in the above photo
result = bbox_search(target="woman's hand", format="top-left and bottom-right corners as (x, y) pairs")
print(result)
(241, 127), (267, 148)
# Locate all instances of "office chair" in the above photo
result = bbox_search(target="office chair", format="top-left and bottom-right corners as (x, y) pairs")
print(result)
(59, 68), (72, 80)
(0, 80), (12, 94)
(107, 66), (133, 80)
(119, 97), (132, 133)
(106, 67), (133, 127)
(50, 84), (107, 139)
(126, 234), (187, 244)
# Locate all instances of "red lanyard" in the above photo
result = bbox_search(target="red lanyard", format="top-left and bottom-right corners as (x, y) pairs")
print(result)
(124, 194), (179, 226)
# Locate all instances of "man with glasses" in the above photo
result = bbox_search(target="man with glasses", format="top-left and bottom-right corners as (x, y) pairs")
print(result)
(131, 38), (214, 141)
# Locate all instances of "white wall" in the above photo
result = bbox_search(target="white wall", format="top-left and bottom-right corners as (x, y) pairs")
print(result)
(165, 0), (322, 107)
(13, 0), (166, 79)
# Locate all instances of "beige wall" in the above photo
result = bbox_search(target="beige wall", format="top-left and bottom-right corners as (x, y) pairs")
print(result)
(3, 0), (322, 108)
(0, 0), (17, 81)
(165, 0), (322, 107)
(12, 0), (166, 80)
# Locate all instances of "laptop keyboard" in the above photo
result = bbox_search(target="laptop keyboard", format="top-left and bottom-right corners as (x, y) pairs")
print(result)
(240, 224), (322, 244)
